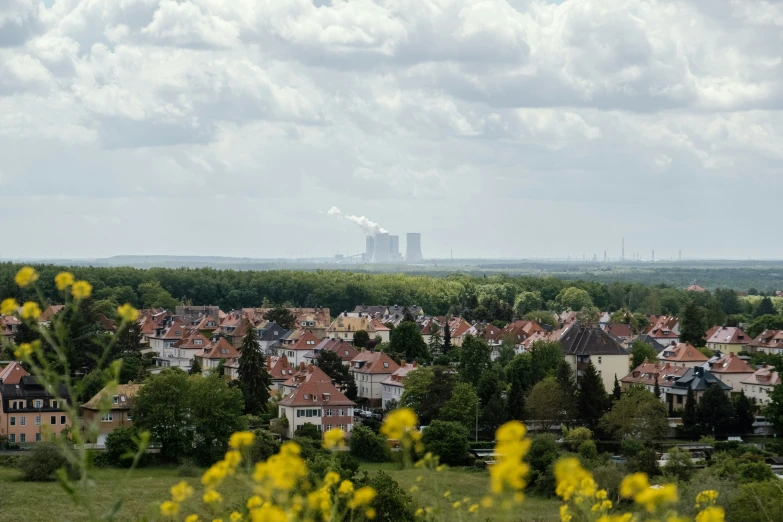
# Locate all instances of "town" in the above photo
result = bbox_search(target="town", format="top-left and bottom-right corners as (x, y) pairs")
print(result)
(1, 264), (782, 521)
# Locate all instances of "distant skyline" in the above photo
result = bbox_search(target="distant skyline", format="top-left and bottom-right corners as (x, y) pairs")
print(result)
(3, 1), (783, 260)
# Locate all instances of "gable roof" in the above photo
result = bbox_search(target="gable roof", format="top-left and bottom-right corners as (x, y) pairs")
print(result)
(194, 337), (239, 360)
(258, 322), (289, 342)
(381, 361), (418, 386)
(266, 355), (297, 381)
(350, 351), (400, 374)
(670, 367), (731, 392)
(312, 338), (359, 362)
(635, 334), (667, 353)
(741, 366), (780, 387)
(560, 324), (629, 356)
(751, 329), (783, 349)
(658, 343), (709, 363)
(622, 361), (690, 387)
(707, 353), (755, 374)
(329, 316), (373, 333)
(82, 384), (143, 411)
(278, 377), (354, 407)
(0, 362), (30, 385)
(604, 323), (633, 339)
(644, 315), (679, 340)
(291, 331), (321, 350)
(706, 326), (750, 345)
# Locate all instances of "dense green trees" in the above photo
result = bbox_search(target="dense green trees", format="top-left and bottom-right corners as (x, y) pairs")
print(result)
(526, 378), (566, 432)
(600, 386), (668, 442)
(577, 361), (608, 432)
(388, 321), (427, 362)
(316, 350), (357, 400)
(237, 325), (272, 416)
(697, 385), (734, 437)
(630, 340), (658, 368)
(458, 335), (492, 386)
(421, 421), (469, 466)
(679, 302), (707, 347)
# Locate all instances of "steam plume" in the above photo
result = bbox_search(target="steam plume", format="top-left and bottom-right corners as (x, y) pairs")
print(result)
(327, 207), (387, 235)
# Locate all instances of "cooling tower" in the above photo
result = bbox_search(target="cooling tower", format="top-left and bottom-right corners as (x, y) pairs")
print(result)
(365, 235), (375, 263)
(405, 233), (423, 263)
(371, 233), (391, 263)
(389, 235), (400, 259)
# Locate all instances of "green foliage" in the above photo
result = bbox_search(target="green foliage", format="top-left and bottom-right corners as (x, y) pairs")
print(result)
(661, 447), (695, 482)
(188, 358), (202, 375)
(681, 387), (700, 438)
(457, 335), (491, 387)
(188, 374), (247, 465)
(526, 377), (566, 432)
(353, 330), (370, 348)
(529, 340), (564, 383)
(732, 391), (755, 435)
(355, 471), (417, 522)
(316, 349), (356, 398)
(736, 461), (775, 484)
(555, 287), (593, 312)
(747, 314), (783, 338)
(349, 426), (391, 463)
(263, 307), (297, 330)
(421, 420), (469, 467)
(578, 440), (598, 461)
(439, 382), (479, 431)
(726, 481), (783, 522)
(697, 385), (734, 437)
(132, 369), (192, 463)
(401, 366), (457, 425)
(138, 281), (179, 310)
(104, 427), (139, 468)
(294, 423), (322, 441)
(18, 443), (67, 482)
(513, 291), (544, 316)
(526, 434), (560, 496)
(766, 382), (783, 433)
(600, 386), (668, 442)
(630, 340), (658, 369)
(238, 325), (271, 416)
(523, 310), (558, 329)
(679, 301), (707, 347)
(577, 361), (608, 432)
(250, 430), (281, 463)
(388, 321), (428, 362)
(612, 375), (622, 402)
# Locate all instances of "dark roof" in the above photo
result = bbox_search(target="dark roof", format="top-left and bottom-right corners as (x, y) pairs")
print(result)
(560, 324), (629, 356)
(670, 367), (731, 393)
(258, 322), (289, 341)
(636, 334), (667, 353)
(1, 376), (67, 399)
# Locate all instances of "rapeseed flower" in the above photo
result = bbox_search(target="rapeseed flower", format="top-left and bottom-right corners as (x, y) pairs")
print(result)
(490, 421), (531, 495)
(230, 513), (242, 522)
(338, 480), (354, 495)
(695, 506), (725, 522)
(55, 272), (74, 290)
(554, 458), (596, 501)
(229, 431), (255, 449)
(1, 298), (19, 315)
(366, 508), (376, 519)
(253, 441), (307, 491)
(224, 450), (241, 468)
(620, 472), (649, 498)
(469, 504), (479, 513)
(14, 342), (36, 360)
(15, 267), (38, 287)
(696, 489), (719, 508)
(381, 408), (421, 450)
(171, 481), (194, 502)
(160, 501), (179, 517)
(203, 489), (223, 504)
(348, 486), (377, 509)
(117, 303), (139, 322)
(634, 484), (678, 512)
(185, 516), (200, 522)
(323, 427), (345, 449)
(21, 301), (41, 320)
(71, 280), (92, 299)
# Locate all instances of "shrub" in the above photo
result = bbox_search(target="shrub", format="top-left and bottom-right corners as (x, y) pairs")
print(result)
(737, 461), (775, 484)
(421, 421), (469, 467)
(578, 440), (598, 462)
(355, 471), (416, 522)
(591, 465), (624, 500)
(661, 447), (695, 482)
(726, 481), (783, 522)
(250, 430), (281, 463)
(18, 443), (67, 482)
(526, 434), (560, 496)
(676, 469), (737, 518)
(294, 423), (321, 441)
(177, 460), (199, 477)
(105, 426), (139, 468)
(349, 426), (391, 463)
(0, 455), (20, 468)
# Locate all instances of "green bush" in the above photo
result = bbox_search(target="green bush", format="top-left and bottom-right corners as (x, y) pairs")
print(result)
(294, 423), (322, 441)
(578, 440), (598, 461)
(0, 455), (20, 468)
(355, 471), (416, 522)
(591, 465), (624, 500)
(349, 426), (391, 463)
(105, 427), (139, 468)
(726, 481), (783, 522)
(18, 443), (67, 482)
(250, 430), (281, 463)
(737, 461), (775, 484)
(675, 469), (737, 518)
(526, 434), (560, 496)
(177, 460), (199, 477)
(422, 421), (469, 467)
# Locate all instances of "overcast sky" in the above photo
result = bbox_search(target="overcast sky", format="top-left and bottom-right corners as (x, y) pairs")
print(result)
(2, 0), (783, 261)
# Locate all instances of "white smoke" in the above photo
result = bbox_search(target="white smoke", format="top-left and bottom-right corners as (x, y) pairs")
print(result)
(327, 207), (388, 235)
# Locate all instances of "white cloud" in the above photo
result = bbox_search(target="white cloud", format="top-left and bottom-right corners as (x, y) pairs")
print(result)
(3, 0), (783, 258)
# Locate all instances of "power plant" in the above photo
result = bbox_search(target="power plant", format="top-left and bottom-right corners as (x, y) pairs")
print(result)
(329, 207), (422, 264)
(405, 233), (423, 263)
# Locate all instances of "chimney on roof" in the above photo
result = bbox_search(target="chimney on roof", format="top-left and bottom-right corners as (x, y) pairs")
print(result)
(299, 362), (305, 371)
(694, 367), (704, 377)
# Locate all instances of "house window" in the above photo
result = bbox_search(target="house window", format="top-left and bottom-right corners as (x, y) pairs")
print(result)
(60, 416), (66, 425)
(325, 424), (333, 430)
(10, 417), (15, 426)
(326, 409), (333, 416)
(35, 415), (41, 426)
(20, 416), (26, 426)
(34, 400), (42, 408)
(598, 357), (602, 364)
(20, 434), (26, 443)
(127, 412), (132, 421)
(51, 416), (56, 425)
(113, 396), (120, 405)
(9, 434), (15, 443)
(101, 413), (113, 422)
(36, 433), (41, 442)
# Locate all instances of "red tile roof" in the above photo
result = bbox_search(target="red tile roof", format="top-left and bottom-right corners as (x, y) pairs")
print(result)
(351, 351), (400, 375)
(0, 362), (29, 385)
(279, 365), (354, 407)
(658, 343), (708, 363)
(741, 366), (780, 387)
(194, 337), (239, 360)
(291, 331), (321, 351)
(750, 329), (783, 350)
(621, 361), (690, 387)
(708, 353), (754, 374)
(267, 355), (297, 381)
(313, 338), (359, 362)
(706, 327), (750, 345)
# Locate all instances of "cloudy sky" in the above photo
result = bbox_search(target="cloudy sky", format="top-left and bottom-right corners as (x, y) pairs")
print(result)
(2, 0), (783, 261)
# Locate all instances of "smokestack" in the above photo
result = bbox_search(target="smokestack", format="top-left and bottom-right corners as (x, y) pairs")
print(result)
(372, 233), (391, 263)
(389, 235), (400, 261)
(405, 233), (423, 263)
(365, 236), (375, 263)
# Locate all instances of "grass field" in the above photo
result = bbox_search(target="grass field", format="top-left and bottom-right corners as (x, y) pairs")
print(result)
(0, 464), (561, 522)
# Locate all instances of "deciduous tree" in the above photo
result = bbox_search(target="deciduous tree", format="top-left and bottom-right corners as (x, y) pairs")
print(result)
(600, 386), (668, 442)
(526, 377), (566, 432)
(439, 382), (479, 432)
(388, 321), (427, 362)
(630, 340), (658, 369)
(457, 335), (491, 387)
(679, 301), (707, 347)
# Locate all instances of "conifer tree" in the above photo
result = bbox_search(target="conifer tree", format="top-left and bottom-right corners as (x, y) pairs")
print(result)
(681, 386), (699, 438)
(189, 358), (202, 376)
(577, 361), (607, 431)
(679, 301), (706, 347)
(237, 324), (271, 416)
(507, 376), (526, 420)
(653, 375), (661, 399)
(612, 374), (622, 402)
(443, 321), (452, 353)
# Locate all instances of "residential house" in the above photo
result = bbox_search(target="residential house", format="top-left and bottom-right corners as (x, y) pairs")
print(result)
(750, 330), (783, 355)
(278, 365), (355, 438)
(621, 361), (690, 398)
(38, 305), (64, 326)
(602, 323), (634, 347)
(350, 351), (400, 406)
(0, 375), (71, 445)
(635, 333), (667, 353)
(303, 338), (359, 366)
(257, 322), (289, 354)
(247, 308), (331, 339)
(1, 314), (20, 344)
(193, 337), (240, 377)
(643, 316), (680, 347)
(686, 285), (708, 292)
(560, 323), (631, 393)
(741, 366), (779, 405)
(0, 362), (27, 386)
(82, 384), (142, 446)
(275, 331), (321, 366)
(418, 318), (442, 346)
(657, 343), (709, 368)
(664, 367), (731, 412)
(175, 305), (222, 325)
(446, 317), (474, 347)
(266, 356), (298, 394)
(147, 317), (186, 358)
(706, 326), (750, 355)
(327, 315), (390, 344)
(705, 353), (755, 392)
(381, 361), (417, 409)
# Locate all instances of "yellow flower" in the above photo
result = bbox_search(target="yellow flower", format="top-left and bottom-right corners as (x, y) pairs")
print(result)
(224, 450), (242, 468)
(452, 501), (462, 509)
(415, 508), (424, 517)
(1, 298), (19, 316)
(21, 302), (41, 321)
(443, 491), (451, 498)
(230, 513), (242, 522)
(117, 303), (139, 322)
(185, 516), (200, 522)
(14, 342), (35, 360)
(15, 267), (38, 287)
(252, 441), (307, 491)
(171, 481), (194, 502)
(555, 458), (597, 502)
(247, 496), (263, 509)
(695, 506), (724, 522)
(366, 508), (376, 519)
(203, 489), (223, 504)
(229, 431), (255, 449)
(324, 471), (341, 487)
(348, 486), (377, 509)
(338, 480), (355, 495)
(490, 421), (531, 495)
(323, 427), (345, 449)
(481, 496), (494, 508)
(596, 516), (634, 522)
(248, 504), (287, 522)
(160, 501), (179, 517)
(620, 472), (649, 498)
(560, 505), (572, 522)
(634, 484), (679, 512)
(380, 408), (419, 442)
(54, 272), (74, 290)
(71, 280), (92, 300)
(696, 489), (719, 508)
(469, 504), (479, 513)
(202, 460), (231, 488)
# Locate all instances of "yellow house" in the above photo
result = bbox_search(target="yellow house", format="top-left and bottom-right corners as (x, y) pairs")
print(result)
(706, 326), (750, 355)
(560, 324), (631, 393)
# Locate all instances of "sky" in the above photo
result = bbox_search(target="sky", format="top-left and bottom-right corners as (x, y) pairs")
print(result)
(2, 0), (783, 261)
